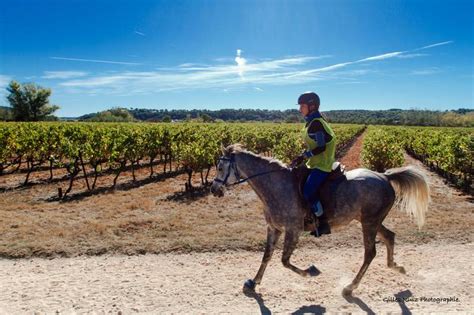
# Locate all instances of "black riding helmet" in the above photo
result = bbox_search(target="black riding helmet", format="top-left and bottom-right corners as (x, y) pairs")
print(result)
(297, 92), (320, 109)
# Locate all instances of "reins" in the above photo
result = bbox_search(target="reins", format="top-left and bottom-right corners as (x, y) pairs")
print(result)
(214, 155), (287, 186)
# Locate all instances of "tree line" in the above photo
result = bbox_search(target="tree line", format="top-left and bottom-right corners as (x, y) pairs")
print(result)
(1, 80), (472, 126)
(91, 107), (473, 127)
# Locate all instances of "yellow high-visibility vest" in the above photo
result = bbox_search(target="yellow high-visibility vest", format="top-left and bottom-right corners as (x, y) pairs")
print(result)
(301, 117), (336, 172)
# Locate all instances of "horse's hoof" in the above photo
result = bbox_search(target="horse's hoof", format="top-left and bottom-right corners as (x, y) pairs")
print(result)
(396, 266), (406, 274)
(243, 279), (256, 292)
(342, 287), (353, 297)
(390, 264), (406, 274)
(306, 265), (321, 277)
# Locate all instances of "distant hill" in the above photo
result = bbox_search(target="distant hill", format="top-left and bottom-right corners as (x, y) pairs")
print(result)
(77, 107), (474, 127)
(128, 108), (300, 122)
(324, 109), (474, 126)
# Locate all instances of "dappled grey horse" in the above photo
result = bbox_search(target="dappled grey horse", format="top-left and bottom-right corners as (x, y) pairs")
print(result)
(211, 144), (429, 296)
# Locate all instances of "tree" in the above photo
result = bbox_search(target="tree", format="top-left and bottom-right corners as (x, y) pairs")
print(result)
(200, 113), (214, 122)
(86, 107), (135, 122)
(6, 81), (59, 121)
(0, 107), (12, 121)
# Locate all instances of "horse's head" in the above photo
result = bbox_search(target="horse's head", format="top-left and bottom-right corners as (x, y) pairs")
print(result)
(211, 145), (242, 197)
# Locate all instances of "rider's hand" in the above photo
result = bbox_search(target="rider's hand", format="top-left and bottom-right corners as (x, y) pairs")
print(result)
(289, 154), (305, 168)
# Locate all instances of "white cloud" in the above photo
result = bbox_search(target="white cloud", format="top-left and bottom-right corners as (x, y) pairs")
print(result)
(0, 75), (12, 87)
(254, 87), (264, 92)
(358, 51), (404, 62)
(51, 57), (142, 65)
(235, 49), (247, 79)
(59, 54), (332, 93)
(335, 81), (365, 85)
(134, 31), (145, 36)
(56, 41), (450, 95)
(0, 75), (12, 98)
(42, 71), (89, 79)
(410, 67), (441, 75)
(397, 53), (429, 59)
(415, 41), (453, 51)
(61, 74), (128, 87)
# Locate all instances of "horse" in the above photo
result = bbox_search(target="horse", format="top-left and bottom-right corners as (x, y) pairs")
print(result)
(210, 144), (430, 296)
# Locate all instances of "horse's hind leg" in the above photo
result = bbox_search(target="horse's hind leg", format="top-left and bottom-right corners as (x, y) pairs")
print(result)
(343, 224), (377, 296)
(281, 229), (314, 277)
(378, 224), (406, 274)
(244, 226), (282, 291)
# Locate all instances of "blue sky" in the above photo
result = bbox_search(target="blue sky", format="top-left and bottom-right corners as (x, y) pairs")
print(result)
(0, 0), (472, 117)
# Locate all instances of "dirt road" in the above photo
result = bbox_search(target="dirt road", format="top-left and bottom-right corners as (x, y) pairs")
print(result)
(1, 243), (472, 313)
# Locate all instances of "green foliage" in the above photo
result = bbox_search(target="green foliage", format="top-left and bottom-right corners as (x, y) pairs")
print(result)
(285, 114), (302, 123)
(1, 121), (471, 194)
(361, 125), (473, 191)
(0, 107), (12, 121)
(0, 121), (367, 193)
(401, 126), (473, 178)
(272, 131), (304, 163)
(361, 127), (405, 172)
(86, 108), (135, 122)
(200, 113), (214, 123)
(6, 81), (59, 121)
(439, 111), (474, 127)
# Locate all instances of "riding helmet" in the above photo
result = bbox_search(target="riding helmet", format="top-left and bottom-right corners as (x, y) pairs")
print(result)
(297, 92), (320, 108)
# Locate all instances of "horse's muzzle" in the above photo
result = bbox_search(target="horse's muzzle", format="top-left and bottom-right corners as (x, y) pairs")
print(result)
(211, 182), (225, 197)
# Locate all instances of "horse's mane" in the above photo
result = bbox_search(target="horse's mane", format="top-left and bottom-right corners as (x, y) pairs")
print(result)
(225, 143), (288, 170)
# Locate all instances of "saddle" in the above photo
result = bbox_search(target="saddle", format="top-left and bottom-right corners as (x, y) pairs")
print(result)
(292, 162), (347, 231)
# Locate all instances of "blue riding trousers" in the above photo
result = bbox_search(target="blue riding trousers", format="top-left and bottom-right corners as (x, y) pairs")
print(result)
(303, 168), (330, 216)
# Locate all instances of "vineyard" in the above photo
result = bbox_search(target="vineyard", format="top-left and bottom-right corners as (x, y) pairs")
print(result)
(0, 122), (472, 197)
(0, 122), (365, 197)
(361, 126), (473, 193)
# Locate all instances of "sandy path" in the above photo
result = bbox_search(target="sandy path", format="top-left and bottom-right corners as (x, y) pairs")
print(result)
(339, 130), (365, 171)
(1, 243), (472, 314)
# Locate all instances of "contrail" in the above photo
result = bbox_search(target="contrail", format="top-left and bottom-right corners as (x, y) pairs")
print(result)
(51, 57), (142, 65)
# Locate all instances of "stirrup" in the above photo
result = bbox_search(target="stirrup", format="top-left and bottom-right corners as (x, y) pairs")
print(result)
(311, 218), (331, 237)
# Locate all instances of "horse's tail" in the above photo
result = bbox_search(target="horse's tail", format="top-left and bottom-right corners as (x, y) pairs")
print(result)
(385, 166), (430, 229)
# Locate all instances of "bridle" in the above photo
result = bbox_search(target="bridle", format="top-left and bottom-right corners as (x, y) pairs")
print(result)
(213, 154), (286, 186)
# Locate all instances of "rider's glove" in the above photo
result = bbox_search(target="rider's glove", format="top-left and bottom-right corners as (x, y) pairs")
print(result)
(289, 154), (305, 168)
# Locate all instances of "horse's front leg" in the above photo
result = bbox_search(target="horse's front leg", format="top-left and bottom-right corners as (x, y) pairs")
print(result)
(281, 228), (319, 277)
(243, 226), (281, 292)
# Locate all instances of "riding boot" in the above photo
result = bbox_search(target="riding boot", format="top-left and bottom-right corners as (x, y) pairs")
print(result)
(310, 212), (331, 237)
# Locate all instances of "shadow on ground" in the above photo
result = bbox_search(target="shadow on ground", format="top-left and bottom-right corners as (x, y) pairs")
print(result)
(44, 169), (185, 202)
(165, 184), (212, 203)
(245, 289), (328, 315)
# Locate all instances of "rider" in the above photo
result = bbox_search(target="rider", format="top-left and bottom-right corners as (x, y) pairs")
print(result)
(291, 92), (336, 237)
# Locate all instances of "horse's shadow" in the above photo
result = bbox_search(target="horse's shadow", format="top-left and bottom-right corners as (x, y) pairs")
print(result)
(291, 305), (327, 315)
(394, 290), (413, 315)
(343, 294), (376, 315)
(245, 290), (404, 315)
(244, 290), (327, 315)
(243, 290), (272, 315)
(342, 289), (413, 315)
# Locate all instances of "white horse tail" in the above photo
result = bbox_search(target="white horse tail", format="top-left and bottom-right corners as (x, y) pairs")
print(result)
(385, 166), (430, 229)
